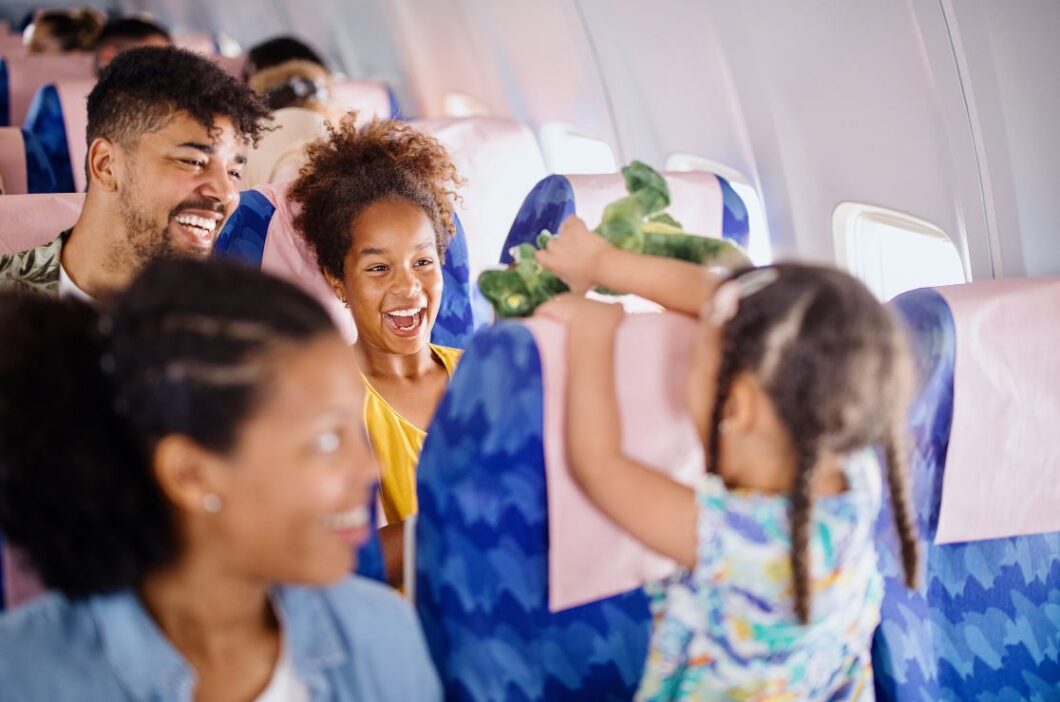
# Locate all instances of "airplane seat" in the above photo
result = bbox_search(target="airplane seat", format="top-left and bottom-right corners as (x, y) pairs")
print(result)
(0, 127), (58, 194)
(213, 182), (475, 349)
(0, 54), (93, 127)
(0, 192), (83, 254)
(415, 313), (703, 700)
(173, 32), (218, 55)
(411, 117), (548, 328)
(500, 169), (749, 267)
(873, 284), (1060, 701)
(330, 79), (400, 121)
(23, 79), (93, 193)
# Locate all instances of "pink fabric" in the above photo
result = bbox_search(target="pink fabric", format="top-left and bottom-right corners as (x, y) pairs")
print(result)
(0, 193), (83, 254)
(934, 278), (1060, 544)
(214, 55), (246, 80)
(412, 117), (548, 279)
(56, 79), (93, 193)
(330, 80), (392, 123)
(1, 544), (44, 609)
(524, 313), (705, 612)
(0, 126), (28, 194)
(0, 37), (25, 59)
(4, 53), (93, 126)
(257, 182), (357, 343)
(566, 171), (724, 239)
(173, 33), (216, 55)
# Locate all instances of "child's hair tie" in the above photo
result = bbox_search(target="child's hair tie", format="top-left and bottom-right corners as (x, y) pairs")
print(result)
(704, 267), (780, 327)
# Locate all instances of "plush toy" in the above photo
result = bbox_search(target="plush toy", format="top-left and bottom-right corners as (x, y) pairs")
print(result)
(478, 161), (750, 318)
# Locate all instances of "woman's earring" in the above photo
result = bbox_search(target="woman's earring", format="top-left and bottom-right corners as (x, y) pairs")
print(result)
(719, 419), (733, 434)
(202, 493), (223, 514)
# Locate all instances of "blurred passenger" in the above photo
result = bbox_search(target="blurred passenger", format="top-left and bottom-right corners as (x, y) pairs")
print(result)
(24, 7), (103, 54)
(244, 58), (334, 186)
(537, 218), (920, 700)
(243, 35), (327, 83)
(0, 47), (270, 301)
(291, 116), (464, 585)
(0, 259), (442, 700)
(94, 16), (172, 74)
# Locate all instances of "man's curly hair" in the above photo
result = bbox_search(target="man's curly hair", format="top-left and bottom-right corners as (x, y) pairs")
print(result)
(290, 115), (464, 282)
(87, 46), (271, 150)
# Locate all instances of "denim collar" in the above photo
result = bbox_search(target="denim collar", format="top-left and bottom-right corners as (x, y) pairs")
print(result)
(90, 586), (346, 701)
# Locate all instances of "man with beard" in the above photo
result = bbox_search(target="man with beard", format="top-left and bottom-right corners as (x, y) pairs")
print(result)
(0, 47), (270, 301)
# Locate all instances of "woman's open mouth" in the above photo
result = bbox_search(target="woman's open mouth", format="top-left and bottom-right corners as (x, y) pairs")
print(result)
(383, 306), (426, 337)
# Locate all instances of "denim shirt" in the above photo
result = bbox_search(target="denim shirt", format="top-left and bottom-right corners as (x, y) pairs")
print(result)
(0, 576), (441, 701)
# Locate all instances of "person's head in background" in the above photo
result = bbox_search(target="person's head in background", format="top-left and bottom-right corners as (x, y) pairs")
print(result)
(67, 46), (270, 297)
(0, 258), (375, 600)
(24, 7), (103, 54)
(94, 16), (172, 74)
(248, 58), (333, 116)
(243, 35), (327, 83)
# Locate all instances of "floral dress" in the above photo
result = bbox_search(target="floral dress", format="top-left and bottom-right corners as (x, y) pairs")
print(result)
(637, 450), (884, 701)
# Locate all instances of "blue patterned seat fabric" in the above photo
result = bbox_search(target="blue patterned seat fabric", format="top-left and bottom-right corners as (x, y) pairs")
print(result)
(873, 288), (1060, 701)
(499, 172), (749, 265)
(0, 60), (9, 126)
(213, 190), (476, 350)
(415, 322), (650, 702)
(23, 85), (75, 193)
(21, 128), (58, 193)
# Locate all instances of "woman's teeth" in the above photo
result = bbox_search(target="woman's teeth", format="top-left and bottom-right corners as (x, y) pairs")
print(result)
(385, 307), (423, 331)
(326, 506), (369, 531)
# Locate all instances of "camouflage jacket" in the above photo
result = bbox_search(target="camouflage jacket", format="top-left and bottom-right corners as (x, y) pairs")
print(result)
(0, 230), (69, 298)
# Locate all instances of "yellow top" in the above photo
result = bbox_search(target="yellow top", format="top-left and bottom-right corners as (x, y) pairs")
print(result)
(364, 344), (462, 525)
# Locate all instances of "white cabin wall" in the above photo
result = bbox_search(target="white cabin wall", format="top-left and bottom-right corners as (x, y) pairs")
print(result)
(942, 0), (1060, 278)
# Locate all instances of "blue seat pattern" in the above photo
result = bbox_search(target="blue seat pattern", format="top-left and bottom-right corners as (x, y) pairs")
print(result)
(415, 322), (650, 701)
(214, 191), (475, 349)
(0, 60), (9, 126)
(23, 85), (75, 193)
(872, 288), (1060, 701)
(500, 172), (749, 264)
(21, 128), (58, 193)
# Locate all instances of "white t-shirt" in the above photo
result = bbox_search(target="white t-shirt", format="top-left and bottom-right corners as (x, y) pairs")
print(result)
(253, 643), (309, 702)
(58, 262), (96, 304)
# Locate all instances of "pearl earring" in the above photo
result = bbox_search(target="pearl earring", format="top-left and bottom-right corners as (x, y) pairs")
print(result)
(202, 493), (223, 514)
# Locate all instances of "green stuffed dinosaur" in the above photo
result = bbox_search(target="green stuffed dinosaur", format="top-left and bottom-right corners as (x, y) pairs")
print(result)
(478, 160), (750, 318)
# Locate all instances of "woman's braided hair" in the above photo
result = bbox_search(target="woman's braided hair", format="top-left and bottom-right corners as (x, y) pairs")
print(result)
(705, 263), (919, 624)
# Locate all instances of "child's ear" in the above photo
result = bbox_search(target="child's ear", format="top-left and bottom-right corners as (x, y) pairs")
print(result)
(722, 372), (758, 434)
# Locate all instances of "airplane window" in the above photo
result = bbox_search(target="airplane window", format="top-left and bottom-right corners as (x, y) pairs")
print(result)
(442, 92), (491, 117)
(832, 202), (967, 301)
(666, 152), (771, 264)
(539, 122), (617, 174)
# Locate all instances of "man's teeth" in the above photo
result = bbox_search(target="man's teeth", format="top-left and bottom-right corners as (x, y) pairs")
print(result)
(175, 214), (218, 233)
(326, 506), (369, 531)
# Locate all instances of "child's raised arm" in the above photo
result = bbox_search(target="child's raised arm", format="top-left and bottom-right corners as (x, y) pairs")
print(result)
(538, 294), (697, 569)
(535, 215), (722, 315)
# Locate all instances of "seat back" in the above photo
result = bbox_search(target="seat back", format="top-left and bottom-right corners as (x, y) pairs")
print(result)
(0, 53), (93, 127)
(24, 78), (92, 192)
(0, 127), (54, 193)
(872, 284), (1060, 701)
(0, 192), (83, 254)
(501, 170), (749, 266)
(415, 314), (700, 701)
(411, 117), (548, 284)
(213, 182), (475, 348)
(173, 32), (216, 55)
(331, 79), (399, 121)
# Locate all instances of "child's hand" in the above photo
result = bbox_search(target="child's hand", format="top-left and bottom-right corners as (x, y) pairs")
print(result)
(537, 293), (624, 328)
(535, 216), (611, 295)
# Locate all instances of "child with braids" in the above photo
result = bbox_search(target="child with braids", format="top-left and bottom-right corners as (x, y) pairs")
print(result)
(536, 216), (919, 700)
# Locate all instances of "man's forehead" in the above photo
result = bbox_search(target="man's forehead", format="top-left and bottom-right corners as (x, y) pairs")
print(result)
(144, 111), (248, 149)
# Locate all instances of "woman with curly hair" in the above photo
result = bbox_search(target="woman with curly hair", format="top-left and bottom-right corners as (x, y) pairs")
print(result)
(290, 115), (464, 585)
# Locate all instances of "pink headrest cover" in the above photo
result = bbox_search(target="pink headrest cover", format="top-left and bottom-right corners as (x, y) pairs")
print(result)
(412, 117), (548, 278)
(933, 278), (1060, 544)
(0, 127), (27, 194)
(0, 193), (83, 254)
(331, 80), (392, 123)
(6, 53), (93, 126)
(524, 312), (704, 612)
